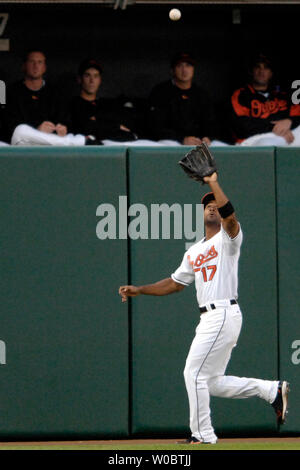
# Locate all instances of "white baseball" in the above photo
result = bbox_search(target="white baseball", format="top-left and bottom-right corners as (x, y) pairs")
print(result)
(169, 8), (181, 21)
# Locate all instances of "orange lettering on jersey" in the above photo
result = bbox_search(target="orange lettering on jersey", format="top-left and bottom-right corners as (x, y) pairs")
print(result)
(194, 254), (204, 269)
(201, 267), (207, 282)
(207, 265), (217, 281)
(251, 97), (288, 119)
(278, 99), (288, 111)
(201, 265), (217, 282)
(192, 246), (218, 272)
(251, 99), (262, 118)
(187, 255), (194, 268)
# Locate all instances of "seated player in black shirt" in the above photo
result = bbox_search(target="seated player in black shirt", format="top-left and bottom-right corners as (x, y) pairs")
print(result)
(4, 50), (95, 146)
(147, 52), (219, 146)
(70, 58), (140, 143)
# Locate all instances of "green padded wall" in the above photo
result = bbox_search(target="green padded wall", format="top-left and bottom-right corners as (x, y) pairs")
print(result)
(0, 147), (129, 438)
(129, 147), (278, 436)
(1, 145), (296, 439)
(276, 148), (300, 434)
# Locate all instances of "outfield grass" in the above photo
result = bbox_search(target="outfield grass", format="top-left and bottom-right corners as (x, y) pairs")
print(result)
(0, 442), (300, 450)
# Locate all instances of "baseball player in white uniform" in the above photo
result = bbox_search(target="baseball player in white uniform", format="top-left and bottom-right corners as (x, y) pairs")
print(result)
(119, 169), (289, 444)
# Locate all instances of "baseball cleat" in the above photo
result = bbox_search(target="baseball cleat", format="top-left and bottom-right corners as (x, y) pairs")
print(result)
(176, 436), (217, 445)
(271, 381), (290, 425)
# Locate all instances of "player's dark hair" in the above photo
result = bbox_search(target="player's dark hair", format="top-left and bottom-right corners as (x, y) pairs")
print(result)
(23, 49), (47, 63)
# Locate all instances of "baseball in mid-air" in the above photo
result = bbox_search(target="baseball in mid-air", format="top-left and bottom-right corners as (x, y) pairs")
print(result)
(169, 8), (181, 21)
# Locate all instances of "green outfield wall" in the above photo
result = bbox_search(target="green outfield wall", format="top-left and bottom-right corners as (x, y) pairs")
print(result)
(0, 145), (298, 439)
(276, 148), (300, 435)
(0, 147), (129, 439)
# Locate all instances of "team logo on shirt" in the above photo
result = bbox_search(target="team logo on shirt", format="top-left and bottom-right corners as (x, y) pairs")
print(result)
(251, 98), (287, 118)
(187, 245), (218, 272)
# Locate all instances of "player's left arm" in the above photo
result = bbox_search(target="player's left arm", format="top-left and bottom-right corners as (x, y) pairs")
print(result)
(204, 172), (239, 239)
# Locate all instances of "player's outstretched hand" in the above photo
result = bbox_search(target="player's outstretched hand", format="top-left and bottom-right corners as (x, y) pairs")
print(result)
(119, 285), (140, 302)
(203, 171), (218, 184)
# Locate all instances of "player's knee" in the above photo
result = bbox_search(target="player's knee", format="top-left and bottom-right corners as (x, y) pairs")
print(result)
(183, 364), (189, 382)
(11, 124), (31, 145)
(255, 136), (286, 146)
(183, 363), (194, 384)
(184, 363), (208, 388)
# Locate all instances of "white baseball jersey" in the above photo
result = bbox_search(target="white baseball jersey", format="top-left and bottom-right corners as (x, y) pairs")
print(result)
(171, 224), (243, 306)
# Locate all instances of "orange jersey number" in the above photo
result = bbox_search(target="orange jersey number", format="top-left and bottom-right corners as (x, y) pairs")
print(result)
(201, 265), (217, 282)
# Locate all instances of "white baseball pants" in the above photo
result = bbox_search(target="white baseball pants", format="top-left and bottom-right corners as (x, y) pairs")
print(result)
(239, 124), (300, 147)
(184, 302), (278, 443)
(11, 124), (86, 146)
(101, 139), (229, 146)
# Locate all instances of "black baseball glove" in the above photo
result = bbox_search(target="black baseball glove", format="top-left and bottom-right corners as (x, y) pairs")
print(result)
(178, 143), (217, 184)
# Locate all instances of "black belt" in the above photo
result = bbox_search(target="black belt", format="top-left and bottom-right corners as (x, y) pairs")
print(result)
(199, 299), (237, 313)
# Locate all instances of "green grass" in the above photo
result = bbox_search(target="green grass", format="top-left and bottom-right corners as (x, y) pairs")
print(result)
(0, 442), (300, 450)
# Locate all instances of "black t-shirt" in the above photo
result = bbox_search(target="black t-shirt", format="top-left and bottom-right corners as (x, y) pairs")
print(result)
(69, 96), (138, 141)
(3, 80), (69, 141)
(147, 80), (216, 142)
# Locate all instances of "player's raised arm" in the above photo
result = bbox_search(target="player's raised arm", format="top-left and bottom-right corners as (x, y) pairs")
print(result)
(203, 172), (239, 239)
(178, 143), (239, 239)
(119, 277), (185, 303)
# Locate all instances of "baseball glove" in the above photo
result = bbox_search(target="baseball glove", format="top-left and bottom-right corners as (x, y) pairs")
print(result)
(178, 143), (217, 184)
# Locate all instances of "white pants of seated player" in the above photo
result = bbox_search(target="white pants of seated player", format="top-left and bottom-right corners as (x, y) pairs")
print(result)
(11, 124), (86, 146)
(240, 123), (300, 147)
(183, 305), (278, 443)
(102, 139), (171, 146)
(102, 139), (229, 146)
(12, 125), (160, 147)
